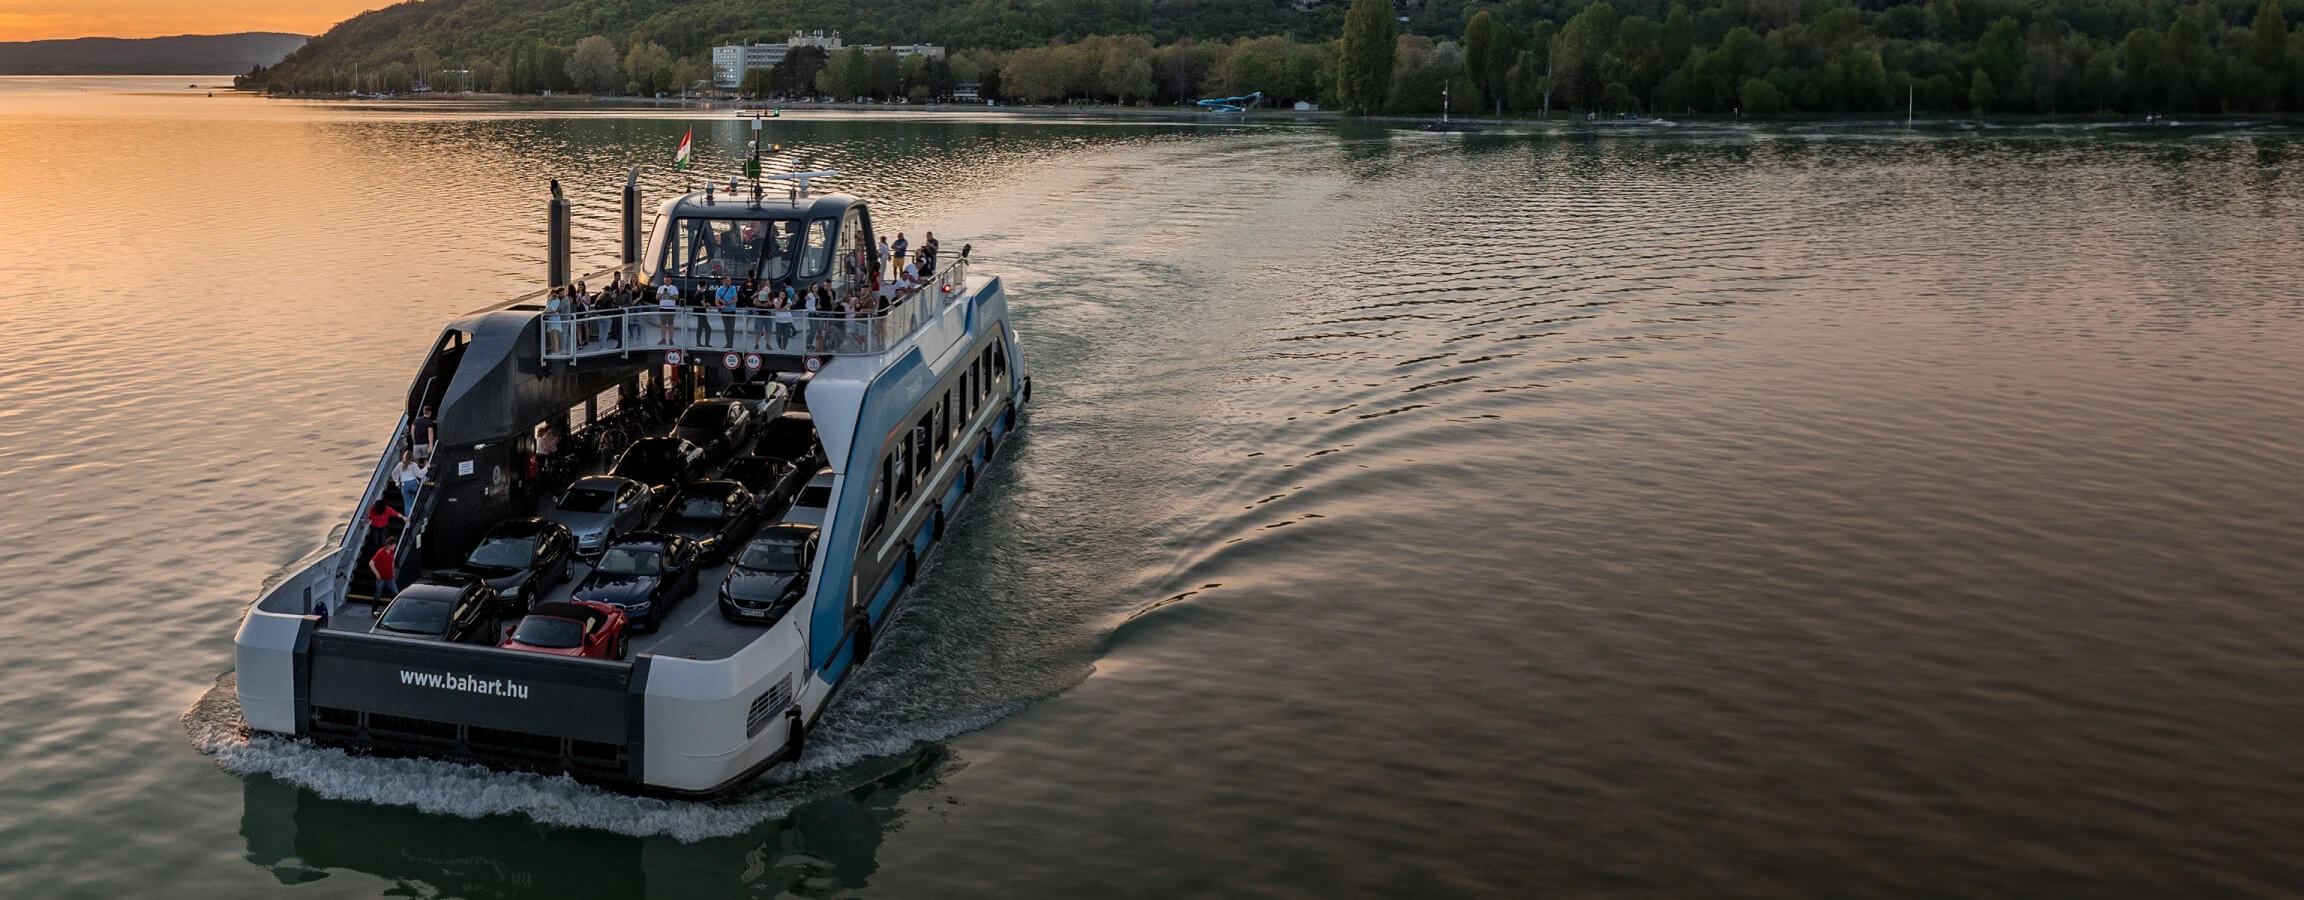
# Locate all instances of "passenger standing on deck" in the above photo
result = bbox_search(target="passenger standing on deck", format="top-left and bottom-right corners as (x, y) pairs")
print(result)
(692, 280), (719, 348)
(878, 236), (892, 277)
(410, 406), (437, 463)
(543, 287), (569, 354)
(920, 232), (938, 272)
(370, 534), (400, 602)
(891, 233), (908, 269)
(572, 281), (593, 348)
(655, 281), (680, 346)
(770, 287), (797, 350)
(714, 276), (740, 349)
(392, 451), (424, 510)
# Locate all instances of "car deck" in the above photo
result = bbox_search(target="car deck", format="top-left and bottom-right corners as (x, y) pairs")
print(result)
(321, 557), (763, 661)
(321, 413), (808, 663)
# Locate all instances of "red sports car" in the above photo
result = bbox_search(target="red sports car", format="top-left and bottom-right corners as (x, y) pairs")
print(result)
(498, 600), (629, 659)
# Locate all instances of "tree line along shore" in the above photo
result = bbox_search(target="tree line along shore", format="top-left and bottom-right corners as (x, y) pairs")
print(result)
(238, 0), (2304, 117)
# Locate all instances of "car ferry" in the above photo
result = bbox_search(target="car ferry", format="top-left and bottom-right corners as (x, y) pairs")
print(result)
(233, 169), (1031, 797)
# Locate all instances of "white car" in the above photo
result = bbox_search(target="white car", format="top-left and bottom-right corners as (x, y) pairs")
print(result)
(779, 468), (835, 526)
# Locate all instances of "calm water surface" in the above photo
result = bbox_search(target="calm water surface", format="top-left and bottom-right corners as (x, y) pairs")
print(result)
(3, 76), (2303, 897)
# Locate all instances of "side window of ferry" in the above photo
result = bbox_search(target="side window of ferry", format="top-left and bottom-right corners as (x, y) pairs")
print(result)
(993, 343), (1007, 379)
(863, 457), (889, 540)
(891, 441), (911, 502)
(800, 219), (835, 278)
(940, 393), (955, 447)
(912, 420), (934, 483)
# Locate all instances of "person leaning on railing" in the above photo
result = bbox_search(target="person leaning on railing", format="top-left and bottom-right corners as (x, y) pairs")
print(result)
(653, 281), (680, 347)
(543, 285), (569, 354)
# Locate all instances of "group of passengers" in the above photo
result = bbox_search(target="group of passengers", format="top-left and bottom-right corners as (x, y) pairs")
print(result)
(330, 404), (437, 614)
(541, 229), (965, 357)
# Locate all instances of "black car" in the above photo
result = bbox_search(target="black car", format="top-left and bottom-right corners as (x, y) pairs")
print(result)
(673, 399), (756, 462)
(720, 524), (818, 624)
(570, 533), (701, 631)
(755, 411), (825, 473)
(371, 572), (501, 644)
(716, 379), (791, 421)
(613, 436), (707, 507)
(720, 455), (807, 511)
(460, 518), (575, 612)
(652, 480), (761, 563)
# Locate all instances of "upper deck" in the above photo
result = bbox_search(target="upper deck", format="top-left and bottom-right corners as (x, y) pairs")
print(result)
(538, 256), (978, 364)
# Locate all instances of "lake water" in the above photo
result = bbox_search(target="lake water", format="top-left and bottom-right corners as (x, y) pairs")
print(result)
(4, 76), (2304, 897)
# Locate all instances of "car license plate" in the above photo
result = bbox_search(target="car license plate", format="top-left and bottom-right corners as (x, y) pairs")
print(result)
(740, 607), (765, 617)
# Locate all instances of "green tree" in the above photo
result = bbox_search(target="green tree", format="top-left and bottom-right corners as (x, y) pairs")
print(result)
(1339, 0), (1396, 114)
(1969, 68), (1995, 113)
(412, 47), (439, 90)
(1464, 11), (1498, 109)
(625, 41), (673, 95)
(1551, 1), (1622, 111)
(567, 35), (620, 94)
(1975, 17), (2024, 93)
(817, 48), (870, 100)
(1001, 46), (1067, 102)
(867, 50), (902, 99)
(771, 46), (829, 97)
(1738, 76), (1784, 112)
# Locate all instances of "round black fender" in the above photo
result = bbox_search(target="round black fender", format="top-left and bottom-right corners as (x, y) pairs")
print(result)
(783, 708), (806, 763)
(1022, 376), (1032, 404)
(932, 508), (947, 540)
(853, 618), (874, 664)
(902, 550), (918, 585)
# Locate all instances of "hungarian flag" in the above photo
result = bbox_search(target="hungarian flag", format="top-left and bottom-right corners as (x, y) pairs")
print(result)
(674, 129), (692, 170)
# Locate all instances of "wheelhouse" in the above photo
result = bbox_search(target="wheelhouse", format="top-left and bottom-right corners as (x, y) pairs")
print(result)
(644, 191), (877, 299)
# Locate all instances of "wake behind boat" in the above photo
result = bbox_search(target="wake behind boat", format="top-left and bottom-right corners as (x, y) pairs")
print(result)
(233, 168), (1032, 797)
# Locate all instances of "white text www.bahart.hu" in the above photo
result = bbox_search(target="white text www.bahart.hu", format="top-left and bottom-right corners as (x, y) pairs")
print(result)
(399, 669), (531, 699)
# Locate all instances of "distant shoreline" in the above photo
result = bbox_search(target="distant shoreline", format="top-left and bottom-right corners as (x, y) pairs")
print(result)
(238, 88), (2304, 131)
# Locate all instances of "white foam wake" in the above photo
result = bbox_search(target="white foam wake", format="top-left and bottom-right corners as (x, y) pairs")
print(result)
(183, 671), (1013, 843)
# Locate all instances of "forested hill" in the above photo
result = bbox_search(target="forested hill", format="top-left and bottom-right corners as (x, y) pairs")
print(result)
(244, 0), (2304, 117)
(252, 0), (1339, 86)
(0, 32), (304, 74)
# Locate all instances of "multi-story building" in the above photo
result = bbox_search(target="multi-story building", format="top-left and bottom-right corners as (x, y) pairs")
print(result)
(713, 30), (945, 89)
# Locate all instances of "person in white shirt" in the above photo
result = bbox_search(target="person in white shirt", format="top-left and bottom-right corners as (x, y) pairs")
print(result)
(391, 451), (425, 510)
(543, 286), (569, 354)
(655, 282), (680, 346)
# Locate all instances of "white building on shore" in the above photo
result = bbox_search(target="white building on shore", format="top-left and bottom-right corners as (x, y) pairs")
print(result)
(713, 30), (946, 89)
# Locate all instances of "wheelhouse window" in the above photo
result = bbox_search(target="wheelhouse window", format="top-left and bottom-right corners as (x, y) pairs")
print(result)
(800, 219), (835, 279)
(838, 209), (869, 298)
(664, 218), (764, 282)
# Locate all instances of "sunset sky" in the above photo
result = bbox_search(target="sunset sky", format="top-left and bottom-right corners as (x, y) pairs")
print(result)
(0, 0), (376, 41)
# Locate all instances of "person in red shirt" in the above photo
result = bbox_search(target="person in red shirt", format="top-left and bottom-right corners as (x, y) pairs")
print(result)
(370, 534), (400, 601)
(368, 499), (406, 531)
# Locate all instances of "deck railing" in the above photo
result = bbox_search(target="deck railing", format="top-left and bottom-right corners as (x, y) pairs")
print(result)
(540, 258), (973, 362)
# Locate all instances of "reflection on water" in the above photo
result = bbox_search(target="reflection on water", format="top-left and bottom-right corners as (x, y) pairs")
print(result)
(237, 746), (951, 897)
(6, 77), (2304, 897)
